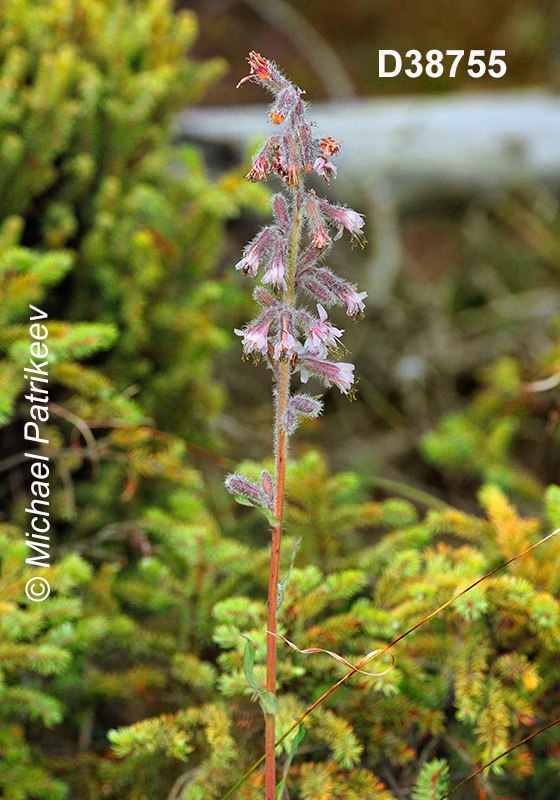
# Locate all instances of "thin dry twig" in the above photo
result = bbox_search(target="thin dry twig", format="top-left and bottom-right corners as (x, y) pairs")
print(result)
(49, 402), (100, 474)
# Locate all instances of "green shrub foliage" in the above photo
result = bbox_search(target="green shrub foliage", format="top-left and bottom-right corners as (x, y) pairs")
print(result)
(0, 1), (263, 797)
(107, 452), (560, 799)
(2, 3), (560, 799)
(0, 0), (265, 444)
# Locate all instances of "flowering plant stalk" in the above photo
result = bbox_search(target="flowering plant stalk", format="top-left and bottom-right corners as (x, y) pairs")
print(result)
(225, 52), (366, 798)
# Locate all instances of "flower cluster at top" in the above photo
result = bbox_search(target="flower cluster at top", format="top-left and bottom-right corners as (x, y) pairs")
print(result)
(234, 52), (367, 413)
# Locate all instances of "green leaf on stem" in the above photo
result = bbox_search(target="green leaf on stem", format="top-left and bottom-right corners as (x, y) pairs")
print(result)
(241, 636), (277, 716)
(276, 724), (305, 799)
(257, 505), (280, 526)
(277, 536), (302, 619)
(242, 635), (260, 695)
(259, 691), (278, 716)
(232, 493), (256, 509)
(232, 494), (279, 526)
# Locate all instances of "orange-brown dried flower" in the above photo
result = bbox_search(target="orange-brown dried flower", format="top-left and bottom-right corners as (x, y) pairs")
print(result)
(236, 51), (271, 87)
(321, 137), (342, 156)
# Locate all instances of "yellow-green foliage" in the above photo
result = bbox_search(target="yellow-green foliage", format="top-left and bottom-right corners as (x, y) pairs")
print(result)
(103, 450), (560, 799)
(0, 0), (267, 444)
(0, 523), (92, 799)
(0, 2), (267, 798)
(423, 356), (553, 501)
(3, 4), (560, 799)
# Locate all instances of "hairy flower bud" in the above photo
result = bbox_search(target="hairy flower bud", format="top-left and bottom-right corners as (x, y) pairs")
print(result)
(272, 193), (290, 230)
(269, 87), (296, 125)
(281, 405), (298, 436)
(260, 470), (275, 510)
(225, 472), (267, 508)
(254, 286), (277, 308)
(290, 393), (323, 417)
(297, 266), (367, 316)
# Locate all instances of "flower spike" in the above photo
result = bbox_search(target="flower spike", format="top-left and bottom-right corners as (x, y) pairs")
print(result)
(227, 55), (368, 798)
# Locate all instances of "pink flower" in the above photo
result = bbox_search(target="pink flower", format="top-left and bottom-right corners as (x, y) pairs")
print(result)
(235, 314), (273, 355)
(273, 313), (297, 360)
(262, 242), (286, 289)
(342, 287), (367, 316)
(313, 156), (337, 182)
(329, 362), (355, 393)
(306, 304), (344, 355)
(317, 199), (365, 241)
(297, 355), (355, 394)
(236, 227), (277, 278)
(235, 248), (260, 277)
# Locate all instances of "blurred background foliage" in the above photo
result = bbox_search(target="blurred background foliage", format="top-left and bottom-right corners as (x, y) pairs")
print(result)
(183, 0), (558, 100)
(0, 1), (559, 799)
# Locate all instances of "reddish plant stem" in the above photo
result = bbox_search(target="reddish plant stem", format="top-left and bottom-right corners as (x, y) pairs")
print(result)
(265, 189), (302, 800)
(265, 361), (289, 799)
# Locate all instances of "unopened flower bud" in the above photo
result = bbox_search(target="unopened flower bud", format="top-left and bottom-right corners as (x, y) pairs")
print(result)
(260, 470), (275, 510)
(281, 405), (298, 436)
(225, 472), (267, 508)
(272, 194), (290, 230)
(290, 394), (323, 417)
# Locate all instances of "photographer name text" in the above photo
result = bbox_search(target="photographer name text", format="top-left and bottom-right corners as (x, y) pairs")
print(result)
(23, 305), (52, 601)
